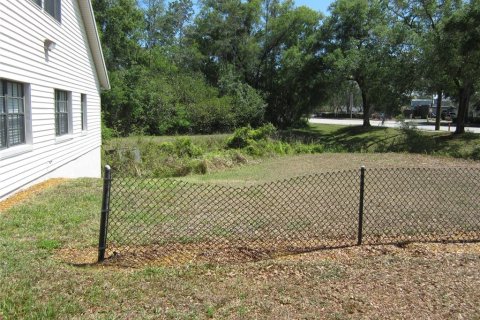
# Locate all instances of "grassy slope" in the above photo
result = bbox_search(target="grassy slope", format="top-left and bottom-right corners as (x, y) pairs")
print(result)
(178, 123), (480, 185)
(180, 153), (480, 185)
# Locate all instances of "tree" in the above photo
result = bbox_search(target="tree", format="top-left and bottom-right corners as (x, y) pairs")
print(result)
(390, 0), (462, 130)
(93, 0), (146, 134)
(141, 0), (166, 48)
(92, 0), (144, 70)
(189, 0), (262, 85)
(322, 0), (403, 127)
(257, 4), (326, 127)
(165, 0), (194, 44)
(438, 1), (480, 133)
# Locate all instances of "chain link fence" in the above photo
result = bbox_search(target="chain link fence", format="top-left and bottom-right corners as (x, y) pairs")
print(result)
(98, 167), (480, 266)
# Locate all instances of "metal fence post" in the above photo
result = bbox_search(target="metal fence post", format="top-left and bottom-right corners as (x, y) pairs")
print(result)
(357, 166), (365, 245)
(98, 165), (112, 262)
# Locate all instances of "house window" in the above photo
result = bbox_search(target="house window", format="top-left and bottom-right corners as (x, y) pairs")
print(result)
(0, 80), (26, 149)
(81, 94), (87, 131)
(32, 0), (61, 22)
(55, 90), (69, 136)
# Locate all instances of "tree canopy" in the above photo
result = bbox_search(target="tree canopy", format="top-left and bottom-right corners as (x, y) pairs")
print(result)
(93, 0), (480, 135)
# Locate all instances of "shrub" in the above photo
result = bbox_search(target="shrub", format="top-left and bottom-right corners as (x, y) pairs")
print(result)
(227, 124), (277, 149)
(172, 138), (203, 158)
(102, 117), (117, 141)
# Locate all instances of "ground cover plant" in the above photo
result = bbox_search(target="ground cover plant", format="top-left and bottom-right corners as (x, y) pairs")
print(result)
(1, 153), (480, 319)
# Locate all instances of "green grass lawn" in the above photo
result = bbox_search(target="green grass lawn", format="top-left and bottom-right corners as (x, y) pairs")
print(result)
(180, 152), (480, 186)
(2, 126), (480, 319)
(1, 176), (480, 319)
(287, 123), (480, 157)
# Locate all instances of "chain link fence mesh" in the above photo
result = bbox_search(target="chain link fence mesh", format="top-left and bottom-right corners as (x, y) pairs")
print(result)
(364, 168), (480, 244)
(102, 167), (480, 266)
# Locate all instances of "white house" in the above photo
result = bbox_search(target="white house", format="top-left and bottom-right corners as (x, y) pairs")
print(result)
(0, 0), (110, 200)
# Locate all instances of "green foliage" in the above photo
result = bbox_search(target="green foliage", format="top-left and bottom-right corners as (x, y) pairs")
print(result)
(101, 64), (263, 136)
(218, 67), (266, 127)
(260, 6), (326, 128)
(105, 137), (208, 178)
(101, 114), (117, 141)
(93, 0), (145, 70)
(104, 124), (328, 177)
(93, 0), (480, 135)
(226, 124), (277, 149)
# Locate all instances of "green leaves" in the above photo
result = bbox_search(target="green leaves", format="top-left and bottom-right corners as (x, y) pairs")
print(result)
(93, 0), (479, 134)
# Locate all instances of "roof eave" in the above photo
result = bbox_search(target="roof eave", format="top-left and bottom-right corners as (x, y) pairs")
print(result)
(78, 0), (110, 90)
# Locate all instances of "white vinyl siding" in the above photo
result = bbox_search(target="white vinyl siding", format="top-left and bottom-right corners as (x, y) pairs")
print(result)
(0, 0), (103, 199)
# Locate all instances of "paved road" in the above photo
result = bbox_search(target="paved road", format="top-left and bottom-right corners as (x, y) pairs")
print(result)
(309, 118), (480, 134)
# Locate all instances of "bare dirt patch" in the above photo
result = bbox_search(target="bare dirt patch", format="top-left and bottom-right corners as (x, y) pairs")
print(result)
(60, 240), (480, 269)
(56, 247), (98, 266)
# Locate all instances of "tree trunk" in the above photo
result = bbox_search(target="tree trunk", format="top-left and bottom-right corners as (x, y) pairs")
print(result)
(455, 84), (472, 134)
(361, 89), (370, 127)
(435, 90), (442, 131)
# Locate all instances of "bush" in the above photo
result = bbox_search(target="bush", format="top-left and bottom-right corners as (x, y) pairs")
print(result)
(227, 124), (277, 149)
(102, 117), (117, 141)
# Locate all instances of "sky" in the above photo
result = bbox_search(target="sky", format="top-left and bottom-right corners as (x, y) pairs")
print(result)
(160, 1), (336, 15)
(294, 0), (335, 14)
(160, 1), (336, 16)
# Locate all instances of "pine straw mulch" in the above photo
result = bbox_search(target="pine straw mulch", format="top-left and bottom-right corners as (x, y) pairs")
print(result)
(57, 240), (480, 269)
(0, 179), (67, 212)
(55, 241), (480, 319)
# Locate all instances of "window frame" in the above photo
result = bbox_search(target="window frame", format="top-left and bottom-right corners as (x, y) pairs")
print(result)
(30, 0), (61, 23)
(0, 80), (27, 150)
(81, 94), (87, 131)
(54, 89), (71, 137)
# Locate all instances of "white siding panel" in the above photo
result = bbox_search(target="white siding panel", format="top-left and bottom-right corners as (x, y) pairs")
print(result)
(0, 0), (103, 199)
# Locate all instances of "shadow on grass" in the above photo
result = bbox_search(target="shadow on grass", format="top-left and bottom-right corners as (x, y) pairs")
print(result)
(282, 124), (480, 159)
(281, 125), (403, 152)
(72, 239), (480, 268)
